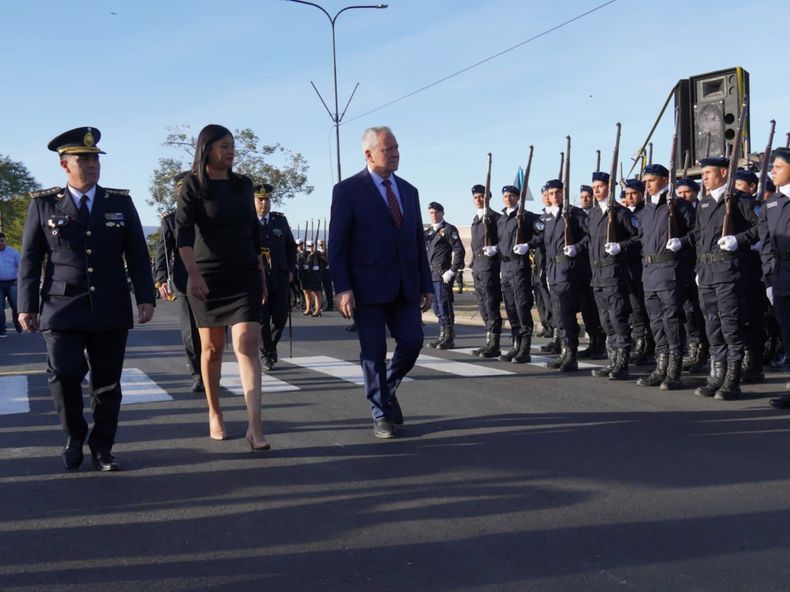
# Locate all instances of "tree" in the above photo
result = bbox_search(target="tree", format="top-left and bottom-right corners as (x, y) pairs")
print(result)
(147, 126), (314, 214)
(0, 154), (41, 248)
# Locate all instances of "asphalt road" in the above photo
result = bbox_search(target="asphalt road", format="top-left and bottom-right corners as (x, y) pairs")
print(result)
(1, 302), (790, 592)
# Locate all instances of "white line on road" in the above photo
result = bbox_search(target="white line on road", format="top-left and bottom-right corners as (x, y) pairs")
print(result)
(414, 354), (514, 376)
(281, 355), (413, 385)
(120, 368), (173, 404)
(221, 362), (300, 394)
(452, 347), (598, 369)
(0, 376), (30, 415)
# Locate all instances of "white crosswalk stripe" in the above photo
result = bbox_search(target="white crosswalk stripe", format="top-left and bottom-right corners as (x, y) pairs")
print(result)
(452, 347), (599, 369)
(220, 362), (300, 394)
(0, 376), (30, 415)
(120, 368), (173, 404)
(413, 354), (514, 376)
(282, 355), (413, 385)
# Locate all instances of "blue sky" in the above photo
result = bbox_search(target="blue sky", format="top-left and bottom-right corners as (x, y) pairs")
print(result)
(1, 0), (786, 229)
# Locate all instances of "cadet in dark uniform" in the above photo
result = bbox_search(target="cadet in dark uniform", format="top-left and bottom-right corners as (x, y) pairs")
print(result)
(758, 147), (790, 408)
(583, 171), (638, 380)
(529, 179), (589, 371)
(693, 156), (759, 400)
(318, 239), (334, 311)
(734, 169), (768, 383)
(154, 171), (203, 392)
(254, 184), (296, 370)
(623, 177), (653, 365)
(497, 185), (541, 363)
(576, 184), (607, 359)
(469, 184), (503, 358)
(425, 201), (465, 349)
(17, 127), (155, 471)
(675, 177), (709, 373)
(636, 167), (696, 390)
(534, 185), (556, 344)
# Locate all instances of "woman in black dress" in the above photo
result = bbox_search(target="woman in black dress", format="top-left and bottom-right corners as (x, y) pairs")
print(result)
(176, 124), (270, 450)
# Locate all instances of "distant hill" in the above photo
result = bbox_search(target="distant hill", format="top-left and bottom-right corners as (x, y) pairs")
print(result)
(143, 225), (159, 238)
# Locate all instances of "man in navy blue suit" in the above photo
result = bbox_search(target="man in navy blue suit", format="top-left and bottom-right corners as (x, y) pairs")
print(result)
(329, 126), (434, 439)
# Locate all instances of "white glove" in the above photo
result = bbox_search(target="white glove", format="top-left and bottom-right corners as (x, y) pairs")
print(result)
(482, 245), (499, 257)
(441, 270), (455, 283)
(666, 238), (682, 252)
(512, 244), (529, 256)
(766, 286), (774, 305)
(695, 274), (700, 286)
(750, 240), (763, 252)
(312, 265), (320, 271)
(563, 244), (577, 257)
(717, 235), (738, 252)
(604, 242), (621, 256)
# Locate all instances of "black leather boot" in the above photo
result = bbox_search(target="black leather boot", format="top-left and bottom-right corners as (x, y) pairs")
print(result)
(478, 332), (502, 358)
(546, 345), (568, 369)
(682, 342), (699, 372)
(513, 334), (532, 363)
(715, 360), (742, 400)
(540, 328), (561, 354)
(694, 360), (726, 397)
(630, 336), (650, 365)
(592, 347), (616, 378)
(437, 325), (455, 350)
(608, 347), (630, 380)
(427, 326), (446, 349)
(740, 348), (765, 384)
(636, 352), (668, 387)
(499, 336), (520, 362)
(686, 342), (709, 374)
(559, 345), (579, 372)
(660, 350), (683, 391)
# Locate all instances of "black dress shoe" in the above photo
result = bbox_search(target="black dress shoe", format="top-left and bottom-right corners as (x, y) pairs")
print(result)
(263, 356), (275, 371)
(390, 395), (404, 425)
(91, 451), (120, 472)
(191, 377), (205, 392)
(373, 419), (396, 439)
(62, 438), (84, 470)
(770, 395), (790, 409)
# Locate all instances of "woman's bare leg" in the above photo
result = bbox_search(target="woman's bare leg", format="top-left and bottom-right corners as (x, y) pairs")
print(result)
(199, 326), (226, 440)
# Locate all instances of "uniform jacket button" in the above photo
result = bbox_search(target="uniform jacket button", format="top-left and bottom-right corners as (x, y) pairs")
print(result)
(89, 286), (96, 292)
(86, 231), (92, 236)
(87, 267), (94, 273)
(86, 249), (92, 255)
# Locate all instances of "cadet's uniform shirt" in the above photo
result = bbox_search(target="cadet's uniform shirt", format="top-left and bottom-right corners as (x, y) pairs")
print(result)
(626, 201), (646, 283)
(694, 186), (759, 286)
(17, 185), (154, 331)
(496, 208), (541, 273)
(259, 211), (297, 292)
(759, 189), (790, 295)
(470, 210), (501, 273)
(529, 205), (589, 286)
(425, 220), (465, 282)
(583, 200), (639, 288)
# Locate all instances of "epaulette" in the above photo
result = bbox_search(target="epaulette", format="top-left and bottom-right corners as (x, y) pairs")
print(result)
(104, 187), (130, 197)
(160, 209), (175, 219)
(29, 187), (63, 199)
(271, 211), (284, 217)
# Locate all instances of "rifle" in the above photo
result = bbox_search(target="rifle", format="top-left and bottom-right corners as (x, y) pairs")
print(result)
(648, 142), (653, 166)
(667, 106), (680, 241)
(482, 153), (493, 246)
(516, 146), (535, 245)
(699, 132), (712, 199)
(606, 123), (622, 243)
(757, 120), (776, 201)
(323, 217), (327, 243)
(595, 149), (601, 172)
(721, 98), (749, 237)
(786, 132), (789, 148)
(558, 152), (565, 180)
(563, 136), (573, 248)
(682, 149), (690, 178)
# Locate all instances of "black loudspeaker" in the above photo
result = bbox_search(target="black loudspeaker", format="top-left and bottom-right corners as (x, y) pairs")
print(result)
(690, 67), (749, 163)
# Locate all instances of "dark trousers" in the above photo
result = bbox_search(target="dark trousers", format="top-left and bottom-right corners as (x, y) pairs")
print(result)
(431, 280), (454, 327)
(532, 263), (553, 331)
(682, 281), (707, 345)
(175, 289), (201, 377)
(743, 276), (768, 354)
(578, 282), (603, 337)
(354, 296), (423, 421)
(698, 281), (745, 362)
(0, 279), (21, 333)
(502, 268), (534, 338)
(550, 281), (579, 347)
(322, 269), (334, 309)
(43, 329), (128, 452)
(593, 283), (631, 348)
(627, 277), (649, 339)
(472, 269), (502, 334)
(260, 286), (289, 356)
(644, 288), (683, 353)
(773, 294), (790, 357)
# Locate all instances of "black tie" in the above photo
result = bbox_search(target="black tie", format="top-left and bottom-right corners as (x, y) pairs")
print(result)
(79, 195), (90, 225)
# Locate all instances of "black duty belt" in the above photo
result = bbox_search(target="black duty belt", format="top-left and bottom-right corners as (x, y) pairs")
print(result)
(593, 256), (617, 269)
(643, 253), (676, 264)
(552, 255), (570, 264)
(64, 284), (89, 296)
(698, 251), (736, 264)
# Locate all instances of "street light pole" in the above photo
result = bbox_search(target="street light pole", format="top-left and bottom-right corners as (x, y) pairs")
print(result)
(287, 0), (388, 182)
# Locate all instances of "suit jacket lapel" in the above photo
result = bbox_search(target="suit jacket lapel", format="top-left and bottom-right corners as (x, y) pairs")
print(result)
(362, 169), (402, 228)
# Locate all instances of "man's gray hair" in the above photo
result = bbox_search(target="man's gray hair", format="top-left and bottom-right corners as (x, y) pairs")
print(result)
(362, 126), (393, 151)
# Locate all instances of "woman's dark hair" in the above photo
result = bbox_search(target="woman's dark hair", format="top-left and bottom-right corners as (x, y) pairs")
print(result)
(191, 124), (243, 198)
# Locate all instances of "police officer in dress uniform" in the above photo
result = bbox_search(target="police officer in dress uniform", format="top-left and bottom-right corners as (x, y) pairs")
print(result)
(636, 167), (696, 390)
(758, 147), (790, 408)
(17, 127), (155, 471)
(154, 171), (203, 392)
(576, 184), (607, 359)
(255, 184), (296, 370)
(734, 169), (768, 383)
(583, 171), (639, 380)
(469, 184), (504, 357)
(497, 185), (541, 363)
(693, 156), (759, 400)
(425, 201), (465, 349)
(675, 177), (709, 373)
(529, 179), (589, 371)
